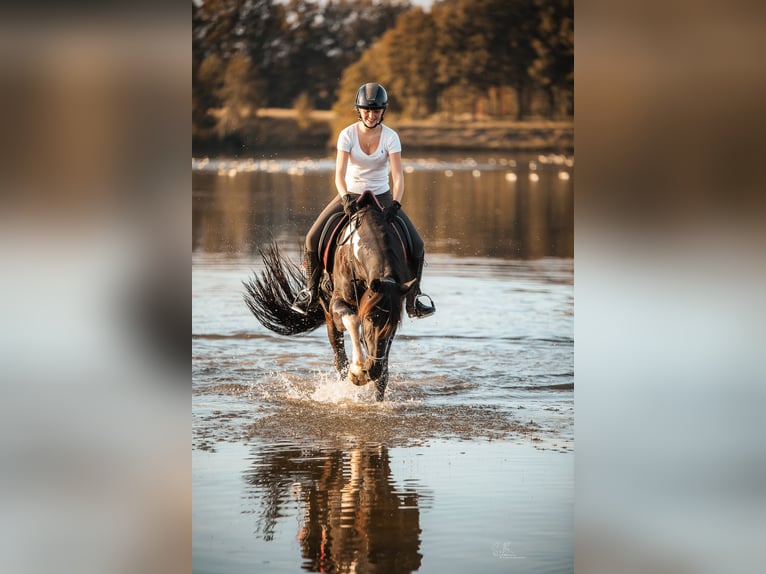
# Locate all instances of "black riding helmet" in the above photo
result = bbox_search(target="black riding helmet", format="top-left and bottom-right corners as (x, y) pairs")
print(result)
(354, 83), (388, 128)
(354, 82), (388, 110)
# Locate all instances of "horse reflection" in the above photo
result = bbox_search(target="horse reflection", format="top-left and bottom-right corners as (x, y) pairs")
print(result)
(245, 444), (423, 574)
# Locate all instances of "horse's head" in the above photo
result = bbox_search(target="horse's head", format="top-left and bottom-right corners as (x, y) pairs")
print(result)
(357, 275), (416, 381)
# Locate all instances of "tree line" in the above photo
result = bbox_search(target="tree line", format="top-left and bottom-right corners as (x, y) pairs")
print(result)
(193, 0), (573, 149)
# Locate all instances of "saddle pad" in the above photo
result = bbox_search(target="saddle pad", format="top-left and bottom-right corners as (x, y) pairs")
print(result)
(320, 212), (412, 273)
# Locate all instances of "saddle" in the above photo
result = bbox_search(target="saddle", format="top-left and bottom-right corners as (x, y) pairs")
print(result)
(319, 195), (412, 275)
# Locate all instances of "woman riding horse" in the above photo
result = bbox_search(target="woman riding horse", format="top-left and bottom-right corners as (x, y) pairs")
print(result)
(243, 190), (417, 400)
(290, 82), (435, 320)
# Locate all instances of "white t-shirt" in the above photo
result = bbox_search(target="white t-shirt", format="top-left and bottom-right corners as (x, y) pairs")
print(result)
(337, 123), (402, 195)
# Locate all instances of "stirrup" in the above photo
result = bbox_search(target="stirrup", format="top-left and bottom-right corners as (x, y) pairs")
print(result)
(290, 289), (314, 315)
(408, 293), (435, 318)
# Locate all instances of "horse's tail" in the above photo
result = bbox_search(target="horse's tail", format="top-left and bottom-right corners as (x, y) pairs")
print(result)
(243, 241), (325, 336)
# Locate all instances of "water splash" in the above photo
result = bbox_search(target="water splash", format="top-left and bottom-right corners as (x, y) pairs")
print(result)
(310, 376), (376, 405)
(254, 369), (384, 406)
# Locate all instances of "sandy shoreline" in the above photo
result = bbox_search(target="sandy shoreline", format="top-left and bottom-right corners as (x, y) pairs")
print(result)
(391, 120), (573, 151)
(198, 109), (574, 153)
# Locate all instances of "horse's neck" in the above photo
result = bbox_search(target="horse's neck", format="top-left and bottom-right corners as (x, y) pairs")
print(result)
(356, 216), (398, 275)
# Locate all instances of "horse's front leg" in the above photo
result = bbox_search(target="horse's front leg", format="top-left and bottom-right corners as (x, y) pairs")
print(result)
(374, 366), (389, 402)
(342, 314), (367, 385)
(325, 314), (348, 378)
(332, 300), (366, 385)
(368, 338), (392, 401)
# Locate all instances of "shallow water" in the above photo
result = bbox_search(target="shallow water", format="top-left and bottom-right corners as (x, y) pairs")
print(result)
(192, 151), (574, 573)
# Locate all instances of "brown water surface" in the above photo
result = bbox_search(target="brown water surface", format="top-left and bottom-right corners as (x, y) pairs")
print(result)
(192, 151), (574, 573)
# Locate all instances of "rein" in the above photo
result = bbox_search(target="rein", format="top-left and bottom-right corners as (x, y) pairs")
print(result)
(364, 338), (392, 362)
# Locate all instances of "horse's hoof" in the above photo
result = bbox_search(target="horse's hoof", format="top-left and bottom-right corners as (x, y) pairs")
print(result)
(348, 365), (368, 386)
(375, 383), (387, 401)
(349, 374), (368, 386)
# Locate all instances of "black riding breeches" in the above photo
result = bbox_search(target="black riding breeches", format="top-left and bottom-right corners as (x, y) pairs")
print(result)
(305, 194), (344, 255)
(305, 191), (425, 260)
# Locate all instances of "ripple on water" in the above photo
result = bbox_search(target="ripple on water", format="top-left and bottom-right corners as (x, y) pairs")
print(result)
(193, 371), (555, 453)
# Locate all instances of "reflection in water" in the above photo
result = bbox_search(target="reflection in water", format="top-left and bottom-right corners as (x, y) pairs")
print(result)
(192, 153), (573, 259)
(244, 443), (425, 573)
(193, 153), (573, 573)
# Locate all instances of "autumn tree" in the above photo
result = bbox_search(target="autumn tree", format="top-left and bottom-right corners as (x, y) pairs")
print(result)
(192, 0), (574, 150)
(193, 53), (225, 140)
(193, 0), (277, 143)
(431, 0), (491, 118)
(260, 0), (411, 109)
(331, 43), (387, 138)
(213, 52), (264, 140)
(529, 0), (574, 118)
(383, 8), (438, 118)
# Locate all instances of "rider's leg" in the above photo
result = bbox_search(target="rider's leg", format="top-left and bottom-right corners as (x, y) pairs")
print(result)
(395, 208), (436, 318)
(290, 249), (322, 315)
(291, 195), (343, 315)
(406, 253), (436, 318)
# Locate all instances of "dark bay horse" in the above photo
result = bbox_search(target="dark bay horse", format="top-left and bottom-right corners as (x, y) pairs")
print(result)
(243, 192), (415, 401)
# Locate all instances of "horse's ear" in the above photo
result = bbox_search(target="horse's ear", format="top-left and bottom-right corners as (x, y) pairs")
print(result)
(399, 278), (417, 294)
(357, 190), (373, 209)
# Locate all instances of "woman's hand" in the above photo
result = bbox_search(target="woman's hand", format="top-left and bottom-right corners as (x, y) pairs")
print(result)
(384, 200), (401, 222)
(342, 194), (358, 217)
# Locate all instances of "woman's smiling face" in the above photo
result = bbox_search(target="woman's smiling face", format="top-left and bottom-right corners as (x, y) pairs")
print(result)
(360, 108), (383, 127)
